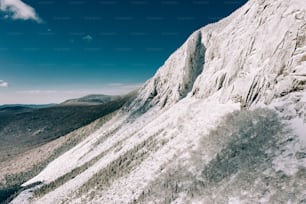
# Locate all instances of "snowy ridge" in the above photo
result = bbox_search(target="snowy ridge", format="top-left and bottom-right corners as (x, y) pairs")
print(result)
(12, 0), (306, 203)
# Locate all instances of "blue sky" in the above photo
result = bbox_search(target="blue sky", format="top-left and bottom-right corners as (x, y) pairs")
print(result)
(0, 0), (247, 104)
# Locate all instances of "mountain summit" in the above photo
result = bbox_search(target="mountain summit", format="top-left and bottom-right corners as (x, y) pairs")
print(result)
(12, 0), (306, 203)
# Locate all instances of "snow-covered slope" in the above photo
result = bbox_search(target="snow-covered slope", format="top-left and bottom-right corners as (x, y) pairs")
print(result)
(12, 0), (306, 203)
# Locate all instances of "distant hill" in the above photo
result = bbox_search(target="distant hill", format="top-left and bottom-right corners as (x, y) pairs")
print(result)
(61, 94), (121, 106)
(0, 104), (55, 109)
(0, 92), (136, 164)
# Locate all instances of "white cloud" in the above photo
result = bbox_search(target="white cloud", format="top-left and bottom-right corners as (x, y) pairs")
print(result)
(0, 0), (42, 23)
(107, 83), (142, 90)
(82, 35), (93, 42)
(0, 80), (8, 87)
(107, 83), (125, 87)
(17, 90), (57, 94)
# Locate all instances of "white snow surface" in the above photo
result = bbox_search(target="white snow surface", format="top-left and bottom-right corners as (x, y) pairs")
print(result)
(21, 99), (239, 204)
(12, 0), (306, 203)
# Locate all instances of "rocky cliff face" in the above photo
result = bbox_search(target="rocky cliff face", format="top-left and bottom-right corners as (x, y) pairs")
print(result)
(129, 31), (206, 112)
(134, 0), (306, 113)
(12, 0), (306, 203)
(194, 0), (306, 108)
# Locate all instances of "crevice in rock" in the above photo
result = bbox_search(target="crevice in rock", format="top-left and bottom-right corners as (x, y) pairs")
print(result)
(216, 73), (227, 91)
(245, 75), (266, 107)
(179, 31), (206, 99)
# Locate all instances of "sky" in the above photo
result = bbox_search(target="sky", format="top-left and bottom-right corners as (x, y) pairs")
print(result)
(0, 0), (247, 104)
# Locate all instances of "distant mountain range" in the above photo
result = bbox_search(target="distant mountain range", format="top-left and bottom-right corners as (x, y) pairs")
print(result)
(61, 94), (122, 106)
(0, 104), (55, 110)
(0, 92), (136, 203)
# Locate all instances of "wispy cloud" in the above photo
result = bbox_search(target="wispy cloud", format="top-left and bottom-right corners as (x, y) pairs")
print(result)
(17, 90), (57, 94)
(0, 0), (42, 23)
(0, 80), (8, 88)
(106, 83), (142, 90)
(82, 35), (93, 42)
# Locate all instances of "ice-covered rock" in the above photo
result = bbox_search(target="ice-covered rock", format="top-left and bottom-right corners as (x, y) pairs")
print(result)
(132, 0), (306, 115)
(129, 31), (205, 112)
